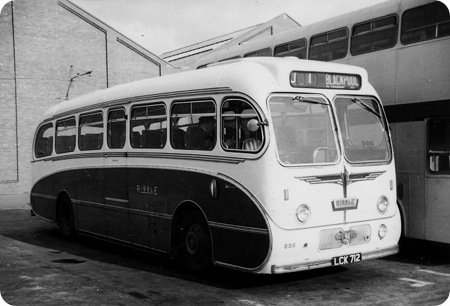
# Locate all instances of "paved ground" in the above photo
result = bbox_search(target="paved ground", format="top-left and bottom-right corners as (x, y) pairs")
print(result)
(0, 198), (449, 306)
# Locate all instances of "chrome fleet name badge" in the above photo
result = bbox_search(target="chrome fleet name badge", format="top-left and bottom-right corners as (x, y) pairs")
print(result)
(136, 184), (158, 195)
(332, 197), (359, 211)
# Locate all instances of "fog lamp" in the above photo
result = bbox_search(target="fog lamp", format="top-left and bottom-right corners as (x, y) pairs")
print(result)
(377, 196), (389, 213)
(378, 224), (387, 239)
(296, 205), (311, 223)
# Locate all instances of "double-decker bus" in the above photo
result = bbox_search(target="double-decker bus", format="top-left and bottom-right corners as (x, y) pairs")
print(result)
(31, 57), (400, 274)
(191, 0), (450, 244)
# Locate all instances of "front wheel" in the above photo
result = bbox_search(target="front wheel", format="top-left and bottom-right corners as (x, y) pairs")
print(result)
(178, 211), (212, 272)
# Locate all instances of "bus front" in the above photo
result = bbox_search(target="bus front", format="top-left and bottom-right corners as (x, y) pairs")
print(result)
(263, 70), (400, 274)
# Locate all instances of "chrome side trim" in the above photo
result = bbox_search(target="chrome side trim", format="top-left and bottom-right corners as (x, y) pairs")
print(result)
(208, 221), (269, 235)
(30, 193), (57, 200)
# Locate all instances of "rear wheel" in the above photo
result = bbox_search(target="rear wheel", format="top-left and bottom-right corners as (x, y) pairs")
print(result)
(58, 195), (76, 239)
(178, 211), (212, 272)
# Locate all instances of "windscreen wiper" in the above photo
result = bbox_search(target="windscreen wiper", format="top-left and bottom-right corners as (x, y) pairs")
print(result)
(350, 97), (381, 118)
(293, 95), (329, 106)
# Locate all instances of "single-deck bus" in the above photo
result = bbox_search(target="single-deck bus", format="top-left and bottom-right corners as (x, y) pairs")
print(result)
(31, 58), (400, 274)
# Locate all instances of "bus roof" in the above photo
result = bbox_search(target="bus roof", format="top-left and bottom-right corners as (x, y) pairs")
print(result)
(43, 57), (370, 121)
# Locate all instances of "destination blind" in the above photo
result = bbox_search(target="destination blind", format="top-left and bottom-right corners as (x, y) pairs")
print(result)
(290, 71), (361, 90)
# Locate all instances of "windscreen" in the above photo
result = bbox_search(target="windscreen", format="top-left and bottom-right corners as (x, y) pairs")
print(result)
(334, 96), (391, 163)
(268, 95), (338, 165)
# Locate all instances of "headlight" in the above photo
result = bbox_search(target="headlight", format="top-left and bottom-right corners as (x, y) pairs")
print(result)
(377, 196), (389, 213)
(296, 205), (311, 223)
(378, 224), (388, 239)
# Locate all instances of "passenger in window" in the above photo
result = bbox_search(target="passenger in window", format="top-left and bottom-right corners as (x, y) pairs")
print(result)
(187, 116), (216, 150)
(224, 135), (236, 149)
(223, 117), (236, 149)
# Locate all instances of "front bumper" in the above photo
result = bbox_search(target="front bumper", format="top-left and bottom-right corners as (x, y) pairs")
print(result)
(271, 244), (399, 274)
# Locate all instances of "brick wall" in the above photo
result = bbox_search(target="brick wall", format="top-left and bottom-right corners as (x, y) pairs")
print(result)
(0, 3), (18, 184)
(0, 0), (174, 204)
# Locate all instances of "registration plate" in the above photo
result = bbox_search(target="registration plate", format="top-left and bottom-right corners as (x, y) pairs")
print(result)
(331, 253), (361, 266)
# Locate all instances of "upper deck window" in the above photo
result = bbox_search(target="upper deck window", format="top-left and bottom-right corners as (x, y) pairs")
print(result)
(56, 117), (76, 154)
(171, 100), (216, 150)
(351, 15), (398, 55)
(309, 28), (348, 61)
(131, 104), (167, 149)
(35, 123), (53, 158)
(334, 97), (391, 163)
(244, 48), (272, 57)
(274, 39), (307, 59)
(79, 112), (103, 151)
(401, 2), (450, 44)
(269, 95), (338, 165)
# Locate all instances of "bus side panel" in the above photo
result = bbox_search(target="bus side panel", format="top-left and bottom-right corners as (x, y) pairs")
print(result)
(210, 227), (270, 269)
(31, 175), (56, 222)
(128, 168), (168, 250)
(346, 49), (397, 105)
(103, 167), (133, 243)
(75, 168), (108, 238)
(127, 167), (270, 269)
(396, 39), (450, 105)
(212, 178), (270, 268)
(394, 121), (426, 240)
(188, 173), (270, 269)
(425, 177), (450, 243)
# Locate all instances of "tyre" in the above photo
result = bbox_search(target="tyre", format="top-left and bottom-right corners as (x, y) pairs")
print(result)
(58, 195), (76, 239)
(178, 211), (212, 272)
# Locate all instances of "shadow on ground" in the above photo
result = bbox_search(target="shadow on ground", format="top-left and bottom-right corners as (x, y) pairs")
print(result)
(4, 208), (448, 290)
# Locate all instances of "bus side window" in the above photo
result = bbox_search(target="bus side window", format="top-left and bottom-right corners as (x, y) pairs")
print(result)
(401, 2), (450, 45)
(130, 103), (167, 149)
(35, 123), (54, 158)
(309, 28), (348, 61)
(351, 15), (398, 55)
(244, 48), (272, 58)
(221, 99), (263, 152)
(274, 39), (307, 59)
(428, 118), (450, 173)
(79, 112), (104, 151)
(107, 108), (126, 149)
(171, 100), (216, 151)
(55, 117), (76, 154)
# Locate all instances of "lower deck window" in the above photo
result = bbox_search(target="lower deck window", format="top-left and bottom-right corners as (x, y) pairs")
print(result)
(428, 118), (450, 173)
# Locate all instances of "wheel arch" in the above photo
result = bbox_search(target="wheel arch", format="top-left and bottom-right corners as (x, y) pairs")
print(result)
(169, 201), (212, 259)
